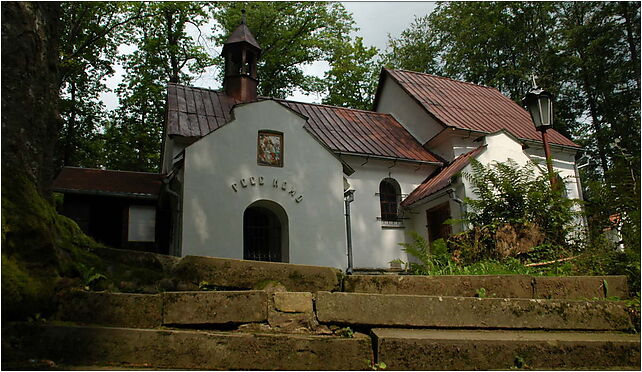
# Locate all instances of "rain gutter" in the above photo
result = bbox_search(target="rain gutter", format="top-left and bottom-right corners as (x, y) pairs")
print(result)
(336, 151), (442, 166)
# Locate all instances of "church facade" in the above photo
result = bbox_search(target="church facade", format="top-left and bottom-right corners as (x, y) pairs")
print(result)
(54, 22), (582, 270)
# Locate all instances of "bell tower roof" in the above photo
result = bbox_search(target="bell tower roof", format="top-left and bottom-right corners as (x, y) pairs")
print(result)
(223, 11), (261, 52)
(221, 10), (261, 102)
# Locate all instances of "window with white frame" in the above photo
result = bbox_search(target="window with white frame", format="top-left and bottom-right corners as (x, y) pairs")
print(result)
(128, 205), (156, 242)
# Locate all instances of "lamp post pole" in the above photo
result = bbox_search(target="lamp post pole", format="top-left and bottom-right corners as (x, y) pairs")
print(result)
(539, 127), (557, 187)
(523, 80), (557, 189)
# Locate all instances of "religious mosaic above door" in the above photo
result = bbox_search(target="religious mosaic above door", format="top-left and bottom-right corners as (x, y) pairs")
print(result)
(257, 131), (283, 167)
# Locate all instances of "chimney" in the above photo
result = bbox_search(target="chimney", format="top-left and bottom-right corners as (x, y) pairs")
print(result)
(222, 10), (262, 102)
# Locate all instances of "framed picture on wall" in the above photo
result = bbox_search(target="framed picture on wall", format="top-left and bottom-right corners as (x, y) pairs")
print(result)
(257, 131), (283, 167)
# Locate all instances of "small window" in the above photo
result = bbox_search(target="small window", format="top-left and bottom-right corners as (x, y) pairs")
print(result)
(257, 131), (283, 167)
(379, 178), (401, 222)
(128, 205), (156, 242)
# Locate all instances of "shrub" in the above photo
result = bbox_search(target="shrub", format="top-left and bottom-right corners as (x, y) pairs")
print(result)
(454, 159), (582, 263)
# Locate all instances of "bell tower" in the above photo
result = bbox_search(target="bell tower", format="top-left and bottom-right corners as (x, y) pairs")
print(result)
(222, 10), (262, 102)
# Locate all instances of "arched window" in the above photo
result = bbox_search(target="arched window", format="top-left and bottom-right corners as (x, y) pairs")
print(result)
(379, 178), (401, 222)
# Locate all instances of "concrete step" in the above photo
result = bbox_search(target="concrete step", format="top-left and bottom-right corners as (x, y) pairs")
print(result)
(316, 291), (633, 331)
(372, 328), (640, 370)
(171, 255), (342, 292)
(344, 274), (629, 299)
(57, 290), (270, 328)
(2, 322), (373, 370)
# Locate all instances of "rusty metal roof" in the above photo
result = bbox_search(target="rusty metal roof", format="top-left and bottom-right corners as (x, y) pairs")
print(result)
(402, 146), (486, 207)
(166, 83), (442, 164)
(52, 167), (164, 198)
(383, 69), (579, 148)
(166, 83), (239, 138)
(223, 22), (261, 51)
(276, 100), (441, 163)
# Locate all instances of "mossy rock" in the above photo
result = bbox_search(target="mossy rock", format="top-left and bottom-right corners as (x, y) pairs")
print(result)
(1, 254), (57, 320)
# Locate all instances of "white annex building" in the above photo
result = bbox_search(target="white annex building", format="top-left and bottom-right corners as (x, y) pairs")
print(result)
(53, 21), (582, 270)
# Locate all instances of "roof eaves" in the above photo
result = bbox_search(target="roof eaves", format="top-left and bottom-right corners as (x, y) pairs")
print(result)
(401, 145), (486, 207)
(335, 151), (442, 166)
(51, 188), (159, 200)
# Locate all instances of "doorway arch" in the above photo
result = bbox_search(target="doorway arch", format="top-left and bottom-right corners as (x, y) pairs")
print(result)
(243, 200), (289, 262)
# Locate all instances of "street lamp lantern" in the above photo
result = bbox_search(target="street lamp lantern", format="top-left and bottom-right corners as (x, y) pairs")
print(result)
(522, 84), (557, 188)
(522, 87), (554, 131)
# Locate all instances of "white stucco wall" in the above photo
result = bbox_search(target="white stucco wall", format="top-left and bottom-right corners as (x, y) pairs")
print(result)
(431, 133), (483, 162)
(342, 155), (437, 268)
(375, 76), (443, 144)
(523, 144), (581, 201)
(181, 100), (347, 268)
(458, 131), (581, 203)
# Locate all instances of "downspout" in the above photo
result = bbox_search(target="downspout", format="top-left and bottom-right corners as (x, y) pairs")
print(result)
(344, 189), (355, 275)
(163, 171), (182, 257)
(447, 188), (466, 233)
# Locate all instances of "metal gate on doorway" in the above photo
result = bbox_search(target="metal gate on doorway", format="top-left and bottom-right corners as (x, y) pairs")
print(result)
(243, 200), (289, 263)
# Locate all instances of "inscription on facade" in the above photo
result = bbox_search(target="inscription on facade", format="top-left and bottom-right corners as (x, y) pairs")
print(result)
(231, 176), (303, 203)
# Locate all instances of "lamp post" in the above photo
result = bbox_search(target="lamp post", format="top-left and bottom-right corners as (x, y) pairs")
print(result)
(522, 84), (557, 188)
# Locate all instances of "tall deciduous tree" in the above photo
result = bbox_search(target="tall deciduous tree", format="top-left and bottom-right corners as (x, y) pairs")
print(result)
(381, 15), (440, 74)
(2, 2), (61, 194)
(57, 2), (147, 169)
(212, 2), (355, 98)
(322, 37), (379, 110)
(104, 2), (213, 172)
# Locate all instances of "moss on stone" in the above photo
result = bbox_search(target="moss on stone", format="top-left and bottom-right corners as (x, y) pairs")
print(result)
(1, 173), (163, 318)
(1, 254), (56, 320)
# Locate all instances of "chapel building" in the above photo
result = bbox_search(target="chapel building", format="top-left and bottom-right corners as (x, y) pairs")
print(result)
(53, 21), (582, 270)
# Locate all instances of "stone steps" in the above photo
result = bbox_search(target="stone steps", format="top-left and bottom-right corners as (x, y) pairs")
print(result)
(57, 289), (634, 332)
(1, 322), (373, 370)
(372, 328), (640, 370)
(5, 251), (638, 370)
(316, 291), (633, 331)
(344, 274), (630, 299)
(3, 322), (639, 371)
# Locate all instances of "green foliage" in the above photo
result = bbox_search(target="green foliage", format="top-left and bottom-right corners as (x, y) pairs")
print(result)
(57, 2), (142, 169)
(322, 37), (379, 110)
(399, 233), (451, 274)
(381, 15), (441, 74)
(367, 360), (387, 370)
(334, 327), (354, 338)
(105, 2), (213, 172)
(399, 232), (573, 277)
(461, 159), (581, 261)
(74, 262), (107, 290)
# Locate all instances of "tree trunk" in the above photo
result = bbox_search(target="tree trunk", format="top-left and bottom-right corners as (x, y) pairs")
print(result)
(1, 2), (61, 196)
(165, 9), (180, 83)
(64, 81), (77, 166)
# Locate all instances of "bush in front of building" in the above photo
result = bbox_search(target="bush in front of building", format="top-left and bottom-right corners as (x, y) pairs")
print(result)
(456, 158), (582, 264)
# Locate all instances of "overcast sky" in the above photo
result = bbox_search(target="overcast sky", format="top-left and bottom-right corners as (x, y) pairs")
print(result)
(100, 1), (437, 109)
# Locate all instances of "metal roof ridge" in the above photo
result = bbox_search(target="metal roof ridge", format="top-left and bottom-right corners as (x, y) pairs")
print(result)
(385, 68), (497, 90)
(272, 97), (393, 116)
(167, 82), (224, 94)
